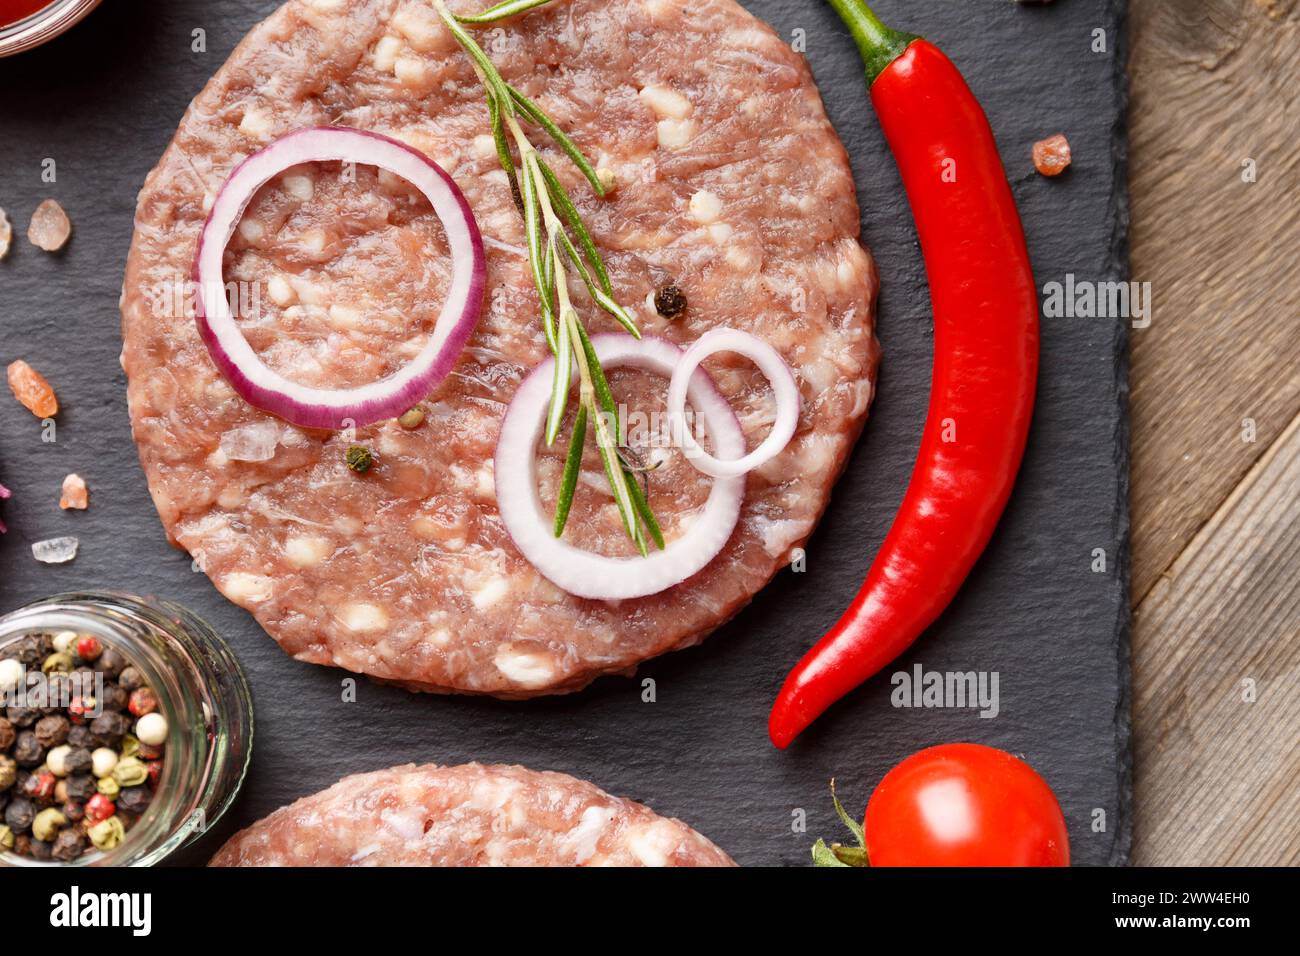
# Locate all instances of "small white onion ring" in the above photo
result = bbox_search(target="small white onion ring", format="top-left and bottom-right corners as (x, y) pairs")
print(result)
(194, 127), (486, 429)
(667, 328), (801, 478)
(495, 334), (745, 601)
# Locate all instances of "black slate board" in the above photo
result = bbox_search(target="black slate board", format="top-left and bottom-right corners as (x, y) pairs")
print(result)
(0, 0), (1130, 866)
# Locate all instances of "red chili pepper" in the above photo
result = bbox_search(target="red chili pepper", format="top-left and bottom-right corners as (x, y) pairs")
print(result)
(769, 1), (1039, 748)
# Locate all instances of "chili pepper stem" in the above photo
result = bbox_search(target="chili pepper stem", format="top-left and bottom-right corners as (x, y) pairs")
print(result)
(824, 0), (918, 84)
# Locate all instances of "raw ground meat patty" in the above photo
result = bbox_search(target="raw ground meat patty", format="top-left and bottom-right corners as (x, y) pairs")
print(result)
(209, 763), (736, 866)
(121, 0), (879, 696)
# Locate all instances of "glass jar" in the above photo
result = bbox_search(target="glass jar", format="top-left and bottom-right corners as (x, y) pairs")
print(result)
(0, 592), (253, 866)
(0, 0), (101, 58)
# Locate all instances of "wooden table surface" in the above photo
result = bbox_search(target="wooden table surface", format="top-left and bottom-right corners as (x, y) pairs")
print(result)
(1128, 0), (1299, 865)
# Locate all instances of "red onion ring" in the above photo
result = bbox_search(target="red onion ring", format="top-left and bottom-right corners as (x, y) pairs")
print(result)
(495, 334), (745, 601)
(667, 328), (801, 478)
(193, 127), (486, 430)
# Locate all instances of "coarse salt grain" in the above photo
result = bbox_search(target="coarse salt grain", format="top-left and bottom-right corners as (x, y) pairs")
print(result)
(32, 536), (79, 564)
(59, 473), (88, 510)
(219, 421), (281, 462)
(1032, 133), (1072, 177)
(27, 199), (71, 252)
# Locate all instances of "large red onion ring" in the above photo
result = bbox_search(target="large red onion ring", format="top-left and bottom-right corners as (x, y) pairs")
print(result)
(194, 127), (485, 429)
(667, 328), (801, 478)
(495, 334), (745, 601)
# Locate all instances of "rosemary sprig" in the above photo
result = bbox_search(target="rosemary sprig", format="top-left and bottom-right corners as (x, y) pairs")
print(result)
(432, 0), (660, 551)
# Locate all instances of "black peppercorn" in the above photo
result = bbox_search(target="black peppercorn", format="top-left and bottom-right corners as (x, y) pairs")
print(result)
(63, 671), (93, 703)
(12, 731), (44, 768)
(21, 770), (55, 803)
(67, 725), (95, 749)
(44, 673), (73, 714)
(117, 667), (144, 692)
(27, 837), (53, 861)
(654, 284), (687, 319)
(33, 714), (70, 749)
(117, 785), (153, 815)
(62, 800), (84, 822)
(51, 827), (86, 862)
(63, 748), (92, 776)
(64, 774), (96, 803)
(0, 717), (14, 751)
(100, 685), (128, 712)
(11, 636), (44, 667)
(89, 711), (130, 747)
(4, 795), (35, 834)
(6, 705), (39, 728)
(96, 647), (127, 681)
(136, 742), (164, 761)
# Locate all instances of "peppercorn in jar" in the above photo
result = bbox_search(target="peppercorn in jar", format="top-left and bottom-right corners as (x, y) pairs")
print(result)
(0, 593), (252, 866)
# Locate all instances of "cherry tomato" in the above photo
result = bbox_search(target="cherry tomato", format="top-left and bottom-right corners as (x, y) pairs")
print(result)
(864, 743), (1069, 866)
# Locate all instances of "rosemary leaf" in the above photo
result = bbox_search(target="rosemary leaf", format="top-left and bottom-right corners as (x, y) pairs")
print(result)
(557, 230), (639, 337)
(546, 307), (574, 446)
(553, 402), (587, 537)
(574, 323), (654, 551)
(435, 1), (516, 110)
(520, 156), (553, 337)
(573, 322), (640, 543)
(543, 233), (556, 312)
(593, 288), (640, 338)
(536, 157), (613, 295)
(508, 85), (606, 197)
(574, 319), (619, 421)
(624, 464), (665, 550)
(488, 89), (523, 215)
(599, 434), (647, 556)
(455, 0), (554, 26)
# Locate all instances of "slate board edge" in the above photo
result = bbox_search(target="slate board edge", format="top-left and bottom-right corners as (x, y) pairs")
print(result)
(1106, 0), (1134, 868)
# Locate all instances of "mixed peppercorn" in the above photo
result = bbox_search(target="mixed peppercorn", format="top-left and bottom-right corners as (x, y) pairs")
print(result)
(0, 631), (168, 862)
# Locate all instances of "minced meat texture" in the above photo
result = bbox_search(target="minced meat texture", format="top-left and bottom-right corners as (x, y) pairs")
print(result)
(121, 0), (879, 696)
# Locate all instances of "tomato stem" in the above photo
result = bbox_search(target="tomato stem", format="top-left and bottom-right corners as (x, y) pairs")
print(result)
(825, 0), (919, 84)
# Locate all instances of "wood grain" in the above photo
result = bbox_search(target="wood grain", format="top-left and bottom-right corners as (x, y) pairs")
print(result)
(1128, 0), (1300, 866)
(1128, 0), (1300, 865)
(1131, 410), (1300, 865)
(1128, 0), (1300, 603)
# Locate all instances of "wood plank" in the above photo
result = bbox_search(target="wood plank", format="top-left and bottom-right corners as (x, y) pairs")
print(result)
(1132, 410), (1300, 865)
(1128, 0), (1300, 602)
